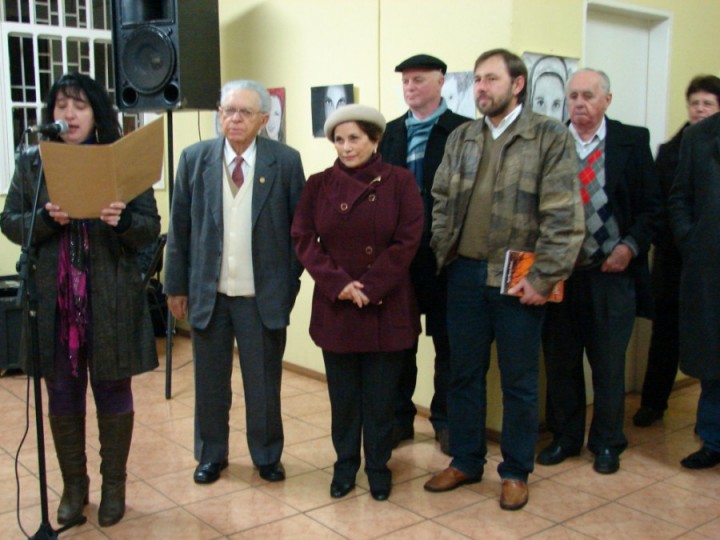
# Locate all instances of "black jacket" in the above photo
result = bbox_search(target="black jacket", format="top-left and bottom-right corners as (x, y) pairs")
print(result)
(0, 147), (160, 379)
(650, 123), (687, 303)
(602, 117), (663, 317)
(378, 108), (470, 334)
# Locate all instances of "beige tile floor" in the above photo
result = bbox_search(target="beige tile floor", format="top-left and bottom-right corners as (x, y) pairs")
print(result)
(1, 335), (719, 539)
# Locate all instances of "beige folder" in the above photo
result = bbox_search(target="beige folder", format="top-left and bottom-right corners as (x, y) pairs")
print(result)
(40, 117), (164, 219)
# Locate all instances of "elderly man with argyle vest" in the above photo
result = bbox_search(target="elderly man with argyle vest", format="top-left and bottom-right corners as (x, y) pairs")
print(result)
(538, 68), (661, 475)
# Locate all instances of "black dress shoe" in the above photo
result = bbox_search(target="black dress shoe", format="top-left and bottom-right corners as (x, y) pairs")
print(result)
(593, 448), (619, 474)
(370, 487), (391, 501)
(330, 481), (355, 498)
(258, 462), (286, 482)
(536, 443), (580, 466)
(632, 406), (664, 427)
(681, 447), (720, 469)
(193, 459), (228, 484)
(392, 424), (414, 448)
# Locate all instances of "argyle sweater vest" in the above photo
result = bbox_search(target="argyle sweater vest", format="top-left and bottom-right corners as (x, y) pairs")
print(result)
(577, 141), (620, 267)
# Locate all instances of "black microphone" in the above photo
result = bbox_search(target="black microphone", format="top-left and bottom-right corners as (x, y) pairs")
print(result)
(28, 119), (69, 136)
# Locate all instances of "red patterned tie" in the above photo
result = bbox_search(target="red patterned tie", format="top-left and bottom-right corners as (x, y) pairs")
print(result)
(232, 157), (244, 188)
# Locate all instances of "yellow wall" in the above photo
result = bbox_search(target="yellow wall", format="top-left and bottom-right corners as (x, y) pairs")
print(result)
(636, 0), (720, 129)
(379, 0), (512, 120)
(1, 0), (719, 429)
(512, 0), (585, 61)
(0, 228), (15, 275)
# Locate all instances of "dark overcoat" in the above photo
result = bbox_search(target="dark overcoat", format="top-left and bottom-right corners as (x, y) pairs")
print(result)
(378, 108), (470, 334)
(291, 158), (423, 354)
(603, 118), (662, 318)
(0, 147), (160, 380)
(669, 112), (720, 379)
(651, 123), (686, 304)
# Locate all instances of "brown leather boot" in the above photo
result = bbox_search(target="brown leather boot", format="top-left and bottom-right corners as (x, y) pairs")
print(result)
(49, 415), (89, 524)
(97, 412), (133, 527)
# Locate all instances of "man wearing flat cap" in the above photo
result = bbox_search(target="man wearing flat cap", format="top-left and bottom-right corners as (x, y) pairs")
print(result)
(379, 54), (471, 455)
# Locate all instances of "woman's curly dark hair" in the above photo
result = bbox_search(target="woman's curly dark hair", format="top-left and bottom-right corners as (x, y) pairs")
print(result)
(44, 72), (122, 144)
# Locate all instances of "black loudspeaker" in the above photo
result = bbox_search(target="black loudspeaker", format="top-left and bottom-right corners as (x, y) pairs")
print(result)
(111, 0), (220, 112)
(0, 275), (22, 371)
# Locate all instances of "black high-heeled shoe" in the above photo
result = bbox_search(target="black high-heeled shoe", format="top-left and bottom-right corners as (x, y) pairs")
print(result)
(330, 480), (355, 498)
(370, 487), (391, 501)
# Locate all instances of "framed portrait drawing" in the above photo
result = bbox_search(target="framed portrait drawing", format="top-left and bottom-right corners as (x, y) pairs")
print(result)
(442, 71), (476, 118)
(260, 87), (286, 143)
(522, 52), (579, 123)
(311, 84), (354, 137)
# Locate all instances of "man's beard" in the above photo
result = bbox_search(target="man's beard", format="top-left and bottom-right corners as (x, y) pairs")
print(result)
(477, 90), (515, 119)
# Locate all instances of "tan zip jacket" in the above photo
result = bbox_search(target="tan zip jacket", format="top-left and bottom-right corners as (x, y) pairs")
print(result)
(430, 107), (584, 296)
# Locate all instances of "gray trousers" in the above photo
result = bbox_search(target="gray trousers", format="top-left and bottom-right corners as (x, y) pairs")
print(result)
(192, 294), (285, 466)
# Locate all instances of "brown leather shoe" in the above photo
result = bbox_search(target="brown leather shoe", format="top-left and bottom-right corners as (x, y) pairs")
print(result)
(500, 479), (528, 510)
(423, 466), (481, 492)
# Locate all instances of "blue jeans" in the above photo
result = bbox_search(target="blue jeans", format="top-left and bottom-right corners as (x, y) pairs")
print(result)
(446, 258), (545, 481)
(698, 378), (720, 453)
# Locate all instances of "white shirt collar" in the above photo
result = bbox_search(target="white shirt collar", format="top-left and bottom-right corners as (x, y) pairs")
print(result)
(569, 117), (607, 159)
(224, 138), (258, 169)
(484, 104), (523, 139)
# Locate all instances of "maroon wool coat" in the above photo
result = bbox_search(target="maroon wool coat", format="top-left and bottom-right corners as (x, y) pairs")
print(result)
(292, 157), (423, 354)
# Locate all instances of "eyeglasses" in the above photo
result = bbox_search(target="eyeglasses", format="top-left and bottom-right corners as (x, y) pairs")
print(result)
(220, 106), (261, 120)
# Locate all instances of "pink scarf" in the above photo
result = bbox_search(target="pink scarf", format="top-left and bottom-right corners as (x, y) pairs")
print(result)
(57, 220), (90, 376)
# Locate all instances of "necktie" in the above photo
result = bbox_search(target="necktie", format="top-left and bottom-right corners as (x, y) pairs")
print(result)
(232, 157), (245, 188)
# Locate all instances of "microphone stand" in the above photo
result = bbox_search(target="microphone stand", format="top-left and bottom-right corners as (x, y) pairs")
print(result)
(15, 131), (87, 538)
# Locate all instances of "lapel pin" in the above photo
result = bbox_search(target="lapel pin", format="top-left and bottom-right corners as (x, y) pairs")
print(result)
(259, 177), (266, 184)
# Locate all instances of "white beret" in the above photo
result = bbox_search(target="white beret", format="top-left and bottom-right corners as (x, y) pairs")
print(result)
(324, 104), (386, 141)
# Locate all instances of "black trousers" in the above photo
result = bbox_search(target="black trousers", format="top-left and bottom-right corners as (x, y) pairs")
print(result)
(395, 241), (451, 433)
(640, 298), (679, 410)
(640, 247), (681, 411)
(323, 350), (404, 490)
(394, 334), (450, 432)
(542, 268), (635, 454)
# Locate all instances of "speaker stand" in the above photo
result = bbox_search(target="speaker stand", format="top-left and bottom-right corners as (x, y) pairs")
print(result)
(164, 109), (175, 400)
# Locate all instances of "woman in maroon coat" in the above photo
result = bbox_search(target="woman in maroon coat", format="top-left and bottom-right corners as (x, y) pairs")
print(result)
(292, 104), (423, 501)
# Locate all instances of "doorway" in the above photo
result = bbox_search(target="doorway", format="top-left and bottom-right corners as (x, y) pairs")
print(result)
(584, 1), (671, 154)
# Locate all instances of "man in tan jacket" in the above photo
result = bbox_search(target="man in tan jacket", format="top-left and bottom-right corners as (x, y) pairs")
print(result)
(424, 48), (583, 511)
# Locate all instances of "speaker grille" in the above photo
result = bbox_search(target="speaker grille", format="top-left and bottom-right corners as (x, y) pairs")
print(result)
(111, 0), (220, 111)
(121, 27), (176, 94)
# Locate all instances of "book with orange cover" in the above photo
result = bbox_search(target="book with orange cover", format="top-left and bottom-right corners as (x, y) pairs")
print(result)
(500, 250), (564, 303)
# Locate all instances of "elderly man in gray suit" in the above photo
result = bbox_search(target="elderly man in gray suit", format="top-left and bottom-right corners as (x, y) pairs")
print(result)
(165, 80), (305, 484)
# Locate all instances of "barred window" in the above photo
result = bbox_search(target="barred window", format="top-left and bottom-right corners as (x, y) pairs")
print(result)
(91, 0), (110, 30)
(4, 0), (32, 23)
(35, 0), (60, 26)
(63, 0), (86, 28)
